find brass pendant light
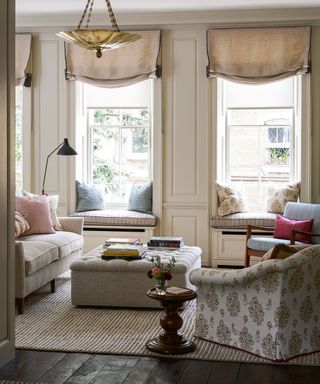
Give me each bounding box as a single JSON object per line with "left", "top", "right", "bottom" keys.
{"left": 56, "top": 0, "right": 141, "bottom": 58}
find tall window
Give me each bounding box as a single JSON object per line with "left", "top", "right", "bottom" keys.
{"left": 15, "top": 86, "right": 23, "bottom": 191}
{"left": 217, "top": 77, "right": 301, "bottom": 211}
{"left": 85, "top": 81, "right": 151, "bottom": 206}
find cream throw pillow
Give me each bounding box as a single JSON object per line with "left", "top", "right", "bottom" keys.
{"left": 216, "top": 182, "right": 247, "bottom": 216}
{"left": 267, "top": 182, "right": 300, "bottom": 214}
{"left": 22, "top": 190, "right": 63, "bottom": 230}
{"left": 15, "top": 211, "right": 30, "bottom": 238}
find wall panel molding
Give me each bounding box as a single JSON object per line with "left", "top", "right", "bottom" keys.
{"left": 163, "top": 206, "right": 209, "bottom": 265}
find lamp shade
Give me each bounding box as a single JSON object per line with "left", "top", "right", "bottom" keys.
{"left": 57, "top": 138, "right": 78, "bottom": 156}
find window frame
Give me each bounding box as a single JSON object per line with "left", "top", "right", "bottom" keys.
{"left": 86, "top": 106, "right": 152, "bottom": 208}
{"left": 211, "top": 75, "right": 311, "bottom": 215}
{"left": 15, "top": 85, "right": 32, "bottom": 192}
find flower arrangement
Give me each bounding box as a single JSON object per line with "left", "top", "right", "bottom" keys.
{"left": 147, "top": 255, "right": 176, "bottom": 294}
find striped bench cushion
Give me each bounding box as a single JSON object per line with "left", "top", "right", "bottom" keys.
{"left": 211, "top": 212, "right": 276, "bottom": 229}
{"left": 70, "top": 209, "right": 157, "bottom": 227}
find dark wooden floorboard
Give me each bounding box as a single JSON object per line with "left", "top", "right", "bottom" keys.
{"left": 123, "top": 357, "right": 158, "bottom": 384}
{"left": 89, "top": 356, "right": 140, "bottom": 384}
{"left": 176, "top": 360, "right": 212, "bottom": 384}
{"left": 144, "top": 359, "right": 188, "bottom": 384}
{"left": 38, "top": 353, "right": 91, "bottom": 384}
{"left": 207, "top": 362, "right": 240, "bottom": 384}
{"left": 65, "top": 355, "right": 115, "bottom": 384}
{"left": 237, "top": 363, "right": 274, "bottom": 384}
{"left": 274, "top": 365, "right": 320, "bottom": 384}
{"left": 0, "top": 351, "right": 320, "bottom": 384}
{"left": 0, "top": 350, "right": 65, "bottom": 382}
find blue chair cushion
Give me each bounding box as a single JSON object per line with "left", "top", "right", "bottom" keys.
{"left": 247, "top": 237, "right": 304, "bottom": 253}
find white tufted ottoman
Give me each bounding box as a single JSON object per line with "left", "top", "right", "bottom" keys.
{"left": 70, "top": 245, "right": 202, "bottom": 308}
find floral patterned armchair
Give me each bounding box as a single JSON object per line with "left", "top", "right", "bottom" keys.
{"left": 189, "top": 245, "right": 320, "bottom": 361}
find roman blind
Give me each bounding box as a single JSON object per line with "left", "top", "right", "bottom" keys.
{"left": 65, "top": 30, "right": 161, "bottom": 87}
{"left": 16, "top": 33, "right": 33, "bottom": 87}
{"left": 207, "top": 27, "right": 310, "bottom": 83}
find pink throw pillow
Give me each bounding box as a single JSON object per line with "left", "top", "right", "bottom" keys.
{"left": 273, "top": 214, "right": 314, "bottom": 243}
{"left": 16, "top": 195, "right": 55, "bottom": 236}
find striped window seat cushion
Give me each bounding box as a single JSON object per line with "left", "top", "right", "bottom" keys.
{"left": 70, "top": 209, "right": 157, "bottom": 227}
{"left": 211, "top": 212, "right": 276, "bottom": 229}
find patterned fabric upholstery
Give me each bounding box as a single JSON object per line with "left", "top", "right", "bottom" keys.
{"left": 190, "top": 245, "right": 320, "bottom": 361}
{"left": 211, "top": 212, "right": 276, "bottom": 229}
{"left": 70, "top": 209, "right": 157, "bottom": 227}
{"left": 247, "top": 237, "right": 303, "bottom": 252}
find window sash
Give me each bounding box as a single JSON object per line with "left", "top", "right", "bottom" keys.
{"left": 87, "top": 107, "right": 151, "bottom": 206}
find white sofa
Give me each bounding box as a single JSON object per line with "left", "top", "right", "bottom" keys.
{"left": 15, "top": 217, "right": 84, "bottom": 314}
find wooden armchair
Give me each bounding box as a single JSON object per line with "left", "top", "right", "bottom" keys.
{"left": 245, "top": 202, "right": 320, "bottom": 267}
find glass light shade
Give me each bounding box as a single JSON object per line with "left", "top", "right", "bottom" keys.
{"left": 56, "top": 29, "right": 141, "bottom": 58}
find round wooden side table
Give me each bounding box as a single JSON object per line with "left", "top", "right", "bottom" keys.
{"left": 146, "top": 287, "right": 197, "bottom": 354}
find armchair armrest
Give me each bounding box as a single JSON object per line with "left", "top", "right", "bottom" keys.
{"left": 290, "top": 229, "right": 320, "bottom": 244}
{"left": 59, "top": 217, "right": 84, "bottom": 235}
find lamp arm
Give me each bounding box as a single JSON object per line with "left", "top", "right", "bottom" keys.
{"left": 41, "top": 142, "right": 63, "bottom": 195}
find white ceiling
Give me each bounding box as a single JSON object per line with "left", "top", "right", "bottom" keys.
{"left": 15, "top": 0, "right": 320, "bottom": 16}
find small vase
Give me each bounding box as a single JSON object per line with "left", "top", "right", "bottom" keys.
{"left": 155, "top": 279, "right": 167, "bottom": 295}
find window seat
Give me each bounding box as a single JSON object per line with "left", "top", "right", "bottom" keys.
{"left": 70, "top": 210, "right": 157, "bottom": 253}
{"left": 70, "top": 209, "right": 157, "bottom": 228}
{"left": 210, "top": 212, "right": 276, "bottom": 267}
{"left": 211, "top": 212, "right": 276, "bottom": 230}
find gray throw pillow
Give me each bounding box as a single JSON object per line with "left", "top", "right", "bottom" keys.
{"left": 75, "top": 181, "right": 105, "bottom": 212}
{"left": 128, "top": 182, "right": 152, "bottom": 214}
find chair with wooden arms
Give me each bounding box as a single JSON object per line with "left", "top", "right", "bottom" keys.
{"left": 245, "top": 202, "right": 320, "bottom": 267}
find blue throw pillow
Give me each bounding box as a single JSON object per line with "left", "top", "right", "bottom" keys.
{"left": 75, "top": 181, "right": 105, "bottom": 212}
{"left": 128, "top": 182, "right": 152, "bottom": 214}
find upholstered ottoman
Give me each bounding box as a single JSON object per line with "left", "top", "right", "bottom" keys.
{"left": 70, "top": 245, "right": 202, "bottom": 308}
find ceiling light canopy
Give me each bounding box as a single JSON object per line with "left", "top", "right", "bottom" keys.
{"left": 56, "top": 0, "right": 141, "bottom": 58}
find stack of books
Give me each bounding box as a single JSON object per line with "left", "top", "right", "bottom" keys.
{"left": 101, "top": 244, "right": 147, "bottom": 261}
{"left": 104, "top": 237, "right": 141, "bottom": 247}
{"left": 147, "top": 236, "right": 184, "bottom": 250}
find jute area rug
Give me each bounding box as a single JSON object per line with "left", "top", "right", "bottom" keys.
{"left": 16, "top": 275, "right": 320, "bottom": 366}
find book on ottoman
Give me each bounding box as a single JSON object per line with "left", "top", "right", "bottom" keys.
{"left": 102, "top": 244, "right": 147, "bottom": 261}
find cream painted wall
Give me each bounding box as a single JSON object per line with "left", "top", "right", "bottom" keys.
{"left": 0, "top": 0, "right": 15, "bottom": 367}
{"left": 25, "top": 12, "right": 320, "bottom": 266}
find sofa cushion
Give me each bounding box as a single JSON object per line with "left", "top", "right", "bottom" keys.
{"left": 247, "top": 236, "right": 304, "bottom": 253}
{"left": 211, "top": 212, "right": 276, "bottom": 229}
{"left": 22, "top": 241, "right": 59, "bottom": 275}
{"left": 21, "top": 231, "right": 83, "bottom": 259}
{"left": 16, "top": 195, "right": 55, "bottom": 235}
{"left": 128, "top": 182, "right": 152, "bottom": 214}
{"left": 76, "top": 181, "right": 105, "bottom": 212}
{"left": 70, "top": 209, "right": 157, "bottom": 227}
{"left": 216, "top": 182, "right": 247, "bottom": 216}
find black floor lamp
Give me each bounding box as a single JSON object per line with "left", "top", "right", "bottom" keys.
{"left": 42, "top": 138, "right": 77, "bottom": 195}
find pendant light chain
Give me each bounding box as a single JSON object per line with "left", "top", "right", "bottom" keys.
{"left": 105, "top": 0, "right": 120, "bottom": 32}
{"left": 85, "top": 0, "right": 95, "bottom": 28}
{"left": 77, "top": 0, "right": 92, "bottom": 29}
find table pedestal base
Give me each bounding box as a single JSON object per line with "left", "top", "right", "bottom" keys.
{"left": 146, "top": 333, "right": 196, "bottom": 354}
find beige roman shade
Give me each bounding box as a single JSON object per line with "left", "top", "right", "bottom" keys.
{"left": 16, "top": 33, "right": 33, "bottom": 87}
{"left": 207, "top": 27, "right": 310, "bottom": 83}
{"left": 65, "top": 30, "right": 161, "bottom": 87}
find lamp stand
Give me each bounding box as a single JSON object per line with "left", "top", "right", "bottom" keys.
{"left": 41, "top": 142, "right": 63, "bottom": 195}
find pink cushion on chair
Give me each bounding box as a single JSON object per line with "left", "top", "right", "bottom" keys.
{"left": 273, "top": 214, "right": 314, "bottom": 243}
{"left": 16, "top": 195, "right": 55, "bottom": 236}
